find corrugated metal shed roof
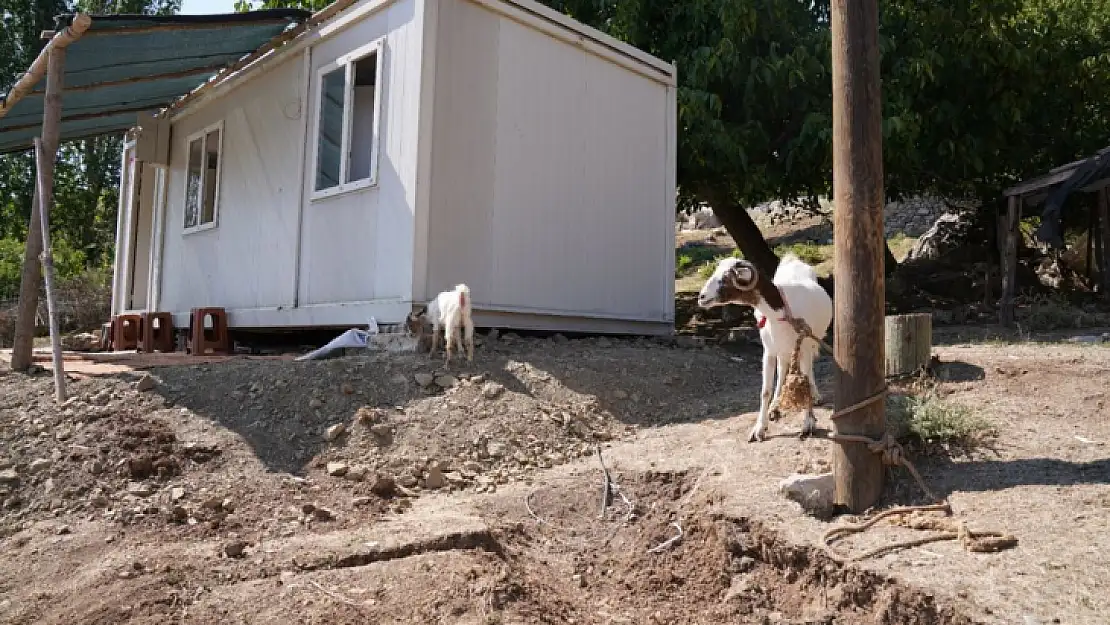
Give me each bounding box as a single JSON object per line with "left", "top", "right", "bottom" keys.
{"left": 0, "top": 10, "right": 310, "bottom": 154}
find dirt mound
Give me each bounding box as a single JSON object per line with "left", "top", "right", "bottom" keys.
{"left": 1, "top": 335, "right": 754, "bottom": 542}
{"left": 147, "top": 335, "right": 751, "bottom": 494}
{"left": 484, "top": 469, "right": 975, "bottom": 624}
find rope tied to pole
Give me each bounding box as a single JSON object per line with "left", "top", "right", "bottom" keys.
{"left": 767, "top": 304, "right": 1017, "bottom": 563}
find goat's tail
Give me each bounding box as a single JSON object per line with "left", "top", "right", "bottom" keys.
{"left": 454, "top": 283, "right": 471, "bottom": 309}
{"left": 774, "top": 253, "right": 819, "bottom": 285}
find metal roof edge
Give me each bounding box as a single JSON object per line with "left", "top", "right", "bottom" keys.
{"left": 167, "top": 0, "right": 676, "bottom": 122}
{"left": 53, "top": 9, "right": 311, "bottom": 29}
{"left": 498, "top": 0, "right": 677, "bottom": 79}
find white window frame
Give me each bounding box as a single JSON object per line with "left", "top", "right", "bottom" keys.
{"left": 181, "top": 120, "right": 225, "bottom": 235}
{"left": 310, "top": 38, "right": 385, "bottom": 202}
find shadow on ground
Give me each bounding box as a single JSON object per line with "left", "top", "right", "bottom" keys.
{"left": 141, "top": 336, "right": 767, "bottom": 476}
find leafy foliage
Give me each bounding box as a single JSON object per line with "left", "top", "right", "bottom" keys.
{"left": 542, "top": 0, "right": 1110, "bottom": 269}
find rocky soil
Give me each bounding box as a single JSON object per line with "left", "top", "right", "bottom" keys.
{"left": 3, "top": 327, "right": 1110, "bottom": 623}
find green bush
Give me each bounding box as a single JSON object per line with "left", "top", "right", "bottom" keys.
{"left": 887, "top": 392, "right": 995, "bottom": 447}
{"left": 0, "top": 235, "right": 90, "bottom": 299}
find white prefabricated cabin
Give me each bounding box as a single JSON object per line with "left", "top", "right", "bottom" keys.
{"left": 112, "top": 0, "right": 678, "bottom": 336}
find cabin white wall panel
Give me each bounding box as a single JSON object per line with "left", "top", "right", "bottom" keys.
{"left": 160, "top": 54, "right": 305, "bottom": 314}
{"left": 297, "top": 0, "right": 422, "bottom": 306}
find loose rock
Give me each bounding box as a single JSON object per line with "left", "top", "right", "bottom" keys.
{"left": 325, "top": 423, "right": 347, "bottom": 441}
{"left": 345, "top": 465, "right": 369, "bottom": 481}
{"left": 481, "top": 382, "right": 504, "bottom": 399}
{"left": 414, "top": 373, "right": 435, "bottom": 387}
{"left": 0, "top": 469, "right": 20, "bottom": 486}
{"left": 223, "top": 540, "right": 249, "bottom": 558}
{"left": 326, "top": 462, "right": 350, "bottom": 477}
{"left": 355, "top": 406, "right": 381, "bottom": 425}
{"left": 424, "top": 464, "right": 446, "bottom": 490}
{"left": 434, "top": 375, "right": 457, "bottom": 389}
{"left": 311, "top": 506, "right": 336, "bottom": 521}
{"left": 779, "top": 472, "right": 835, "bottom": 518}
{"left": 27, "top": 458, "right": 52, "bottom": 474}
{"left": 370, "top": 474, "right": 396, "bottom": 497}
{"left": 134, "top": 374, "right": 156, "bottom": 392}
{"left": 127, "top": 483, "right": 155, "bottom": 497}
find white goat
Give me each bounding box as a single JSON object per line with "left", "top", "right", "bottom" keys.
{"left": 697, "top": 254, "right": 832, "bottom": 442}
{"left": 406, "top": 284, "right": 475, "bottom": 363}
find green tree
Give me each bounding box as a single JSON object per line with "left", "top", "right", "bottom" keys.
{"left": 234, "top": 0, "right": 327, "bottom": 12}
{"left": 0, "top": 0, "right": 181, "bottom": 299}
{"left": 543, "top": 0, "right": 1110, "bottom": 277}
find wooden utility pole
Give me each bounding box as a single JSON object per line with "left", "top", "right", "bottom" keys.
{"left": 830, "top": 0, "right": 887, "bottom": 513}
{"left": 9, "top": 16, "right": 90, "bottom": 372}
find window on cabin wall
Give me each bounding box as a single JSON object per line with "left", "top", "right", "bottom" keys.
{"left": 183, "top": 121, "right": 223, "bottom": 232}
{"left": 312, "top": 39, "right": 384, "bottom": 198}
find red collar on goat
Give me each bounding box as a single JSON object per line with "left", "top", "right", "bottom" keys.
{"left": 756, "top": 287, "right": 794, "bottom": 329}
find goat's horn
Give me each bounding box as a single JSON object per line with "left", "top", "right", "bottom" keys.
{"left": 730, "top": 261, "right": 759, "bottom": 291}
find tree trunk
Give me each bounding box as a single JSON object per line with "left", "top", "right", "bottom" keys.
{"left": 884, "top": 240, "right": 898, "bottom": 275}
{"left": 699, "top": 186, "right": 781, "bottom": 278}
{"left": 9, "top": 184, "right": 44, "bottom": 371}
{"left": 10, "top": 42, "right": 66, "bottom": 371}
{"left": 884, "top": 313, "right": 932, "bottom": 377}
{"left": 830, "top": 0, "right": 887, "bottom": 514}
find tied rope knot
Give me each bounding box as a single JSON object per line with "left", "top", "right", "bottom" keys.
{"left": 867, "top": 432, "right": 903, "bottom": 467}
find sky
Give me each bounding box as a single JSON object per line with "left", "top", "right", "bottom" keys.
{"left": 179, "top": 0, "right": 239, "bottom": 14}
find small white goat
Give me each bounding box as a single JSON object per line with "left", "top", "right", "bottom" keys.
{"left": 697, "top": 254, "right": 832, "bottom": 442}
{"left": 406, "top": 283, "right": 475, "bottom": 363}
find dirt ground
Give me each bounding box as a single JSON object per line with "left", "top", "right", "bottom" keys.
{"left": 2, "top": 212, "right": 1108, "bottom": 624}
{"left": 1, "top": 323, "right": 1108, "bottom": 624}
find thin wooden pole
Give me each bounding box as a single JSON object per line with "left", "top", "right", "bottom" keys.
{"left": 32, "top": 137, "right": 66, "bottom": 401}
{"left": 1099, "top": 187, "right": 1110, "bottom": 299}
{"left": 0, "top": 14, "right": 90, "bottom": 121}
{"left": 830, "top": 0, "right": 887, "bottom": 513}
{"left": 10, "top": 40, "right": 70, "bottom": 371}
{"left": 1087, "top": 196, "right": 1097, "bottom": 282}
{"left": 999, "top": 196, "right": 1021, "bottom": 327}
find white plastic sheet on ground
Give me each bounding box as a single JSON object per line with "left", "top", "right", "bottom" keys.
{"left": 295, "top": 317, "right": 380, "bottom": 361}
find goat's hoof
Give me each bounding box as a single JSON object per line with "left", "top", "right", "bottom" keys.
{"left": 798, "top": 429, "right": 812, "bottom": 440}
{"left": 769, "top": 408, "right": 782, "bottom": 422}
{"left": 747, "top": 430, "right": 766, "bottom": 443}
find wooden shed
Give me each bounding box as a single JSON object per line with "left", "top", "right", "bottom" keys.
{"left": 113, "top": 0, "right": 678, "bottom": 336}
{"left": 1000, "top": 148, "right": 1110, "bottom": 324}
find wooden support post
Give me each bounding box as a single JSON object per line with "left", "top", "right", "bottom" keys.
{"left": 884, "top": 313, "right": 932, "bottom": 377}
{"left": 830, "top": 0, "right": 887, "bottom": 513}
{"left": 1094, "top": 206, "right": 1104, "bottom": 291}
{"left": 1099, "top": 187, "right": 1110, "bottom": 298}
{"left": 10, "top": 43, "right": 68, "bottom": 371}
{"left": 8, "top": 18, "right": 90, "bottom": 371}
{"left": 33, "top": 137, "right": 66, "bottom": 401}
{"left": 1087, "top": 198, "right": 1097, "bottom": 282}
{"left": 999, "top": 196, "right": 1021, "bottom": 327}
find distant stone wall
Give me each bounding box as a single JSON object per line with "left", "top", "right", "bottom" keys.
{"left": 678, "top": 194, "right": 976, "bottom": 239}
{"left": 882, "top": 195, "right": 949, "bottom": 238}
